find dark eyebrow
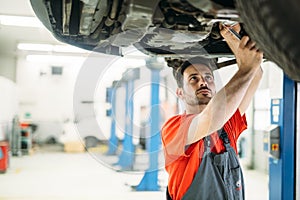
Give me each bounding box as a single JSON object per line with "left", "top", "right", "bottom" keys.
{"left": 188, "top": 72, "right": 213, "bottom": 78}
{"left": 188, "top": 73, "right": 199, "bottom": 78}
{"left": 204, "top": 72, "right": 213, "bottom": 76}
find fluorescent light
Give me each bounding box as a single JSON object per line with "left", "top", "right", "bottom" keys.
{"left": 26, "top": 55, "right": 86, "bottom": 63}
{"left": 18, "top": 43, "right": 89, "bottom": 54}
{"left": 0, "top": 15, "right": 43, "bottom": 28}
{"left": 53, "top": 45, "right": 89, "bottom": 53}
{"left": 18, "top": 43, "right": 53, "bottom": 51}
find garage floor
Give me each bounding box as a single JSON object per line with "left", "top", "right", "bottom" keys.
{"left": 0, "top": 145, "right": 268, "bottom": 200}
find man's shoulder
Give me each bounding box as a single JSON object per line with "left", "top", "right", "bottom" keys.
{"left": 162, "top": 113, "right": 197, "bottom": 136}
{"left": 162, "top": 113, "right": 194, "bottom": 126}
{"left": 162, "top": 114, "right": 183, "bottom": 131}
{"left": 165, "top": 114, "right": 183, "bottom": 123}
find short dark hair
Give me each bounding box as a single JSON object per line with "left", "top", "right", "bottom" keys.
{"left": 172, "top": 57, "right": 217, "bottom": 88}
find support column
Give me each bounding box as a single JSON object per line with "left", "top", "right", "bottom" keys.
{"left": 116, "top": 68, "right": 140, "bottom": 170}
{"left": 135, "top": 58, "right": 163, "bottom": 191}
{"left": 116, "top": 80, "right": 135, "bottom": 169}
{"left": 269, "top": 74, "right": 296, "bottom": 200}
{"left": 106, "top": 81, "right": 119, "bottom": 155}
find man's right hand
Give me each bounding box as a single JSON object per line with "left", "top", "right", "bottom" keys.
{"left": 220, "top": 24, "right": 263, "bottom": 74}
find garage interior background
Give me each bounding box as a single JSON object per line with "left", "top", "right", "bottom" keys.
{"left": 0, "top": 0, "right": 298, "bottom": 199}
{"left": 0, "top": 0, "right": 285, "bottom": 176}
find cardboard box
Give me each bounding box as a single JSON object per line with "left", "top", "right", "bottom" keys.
{"left": 64, "top": 141, "right": 85, "bottom": 153}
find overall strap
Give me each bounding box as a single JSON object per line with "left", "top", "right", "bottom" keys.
{"left": 204, "top": 128, "right": 230, "bottom": 151}
{"left": 204, "top": 136, "right": 211, "bottom": 152}
{"left": 217, "top": 128, "right": 231, "bottom": 150}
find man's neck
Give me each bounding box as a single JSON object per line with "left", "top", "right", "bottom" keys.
{"left": 185, "top": 104, "right": 207, "bottom": 114}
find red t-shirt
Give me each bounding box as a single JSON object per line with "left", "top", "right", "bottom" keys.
{"left": 161, "top": 110, "right": 247, "bottom": 200}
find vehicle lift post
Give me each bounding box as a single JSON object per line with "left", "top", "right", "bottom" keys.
{"left": 106, "top": 81, "right": 120, "bottom": 155}
{"left": 136, "top": 58, "right": 163, "bottom": 191}
{"left": 116, "top": 68, "right": 140, "bottom": 170}
{"left": 269, "top": 74, "right": 296, "bottom": 200}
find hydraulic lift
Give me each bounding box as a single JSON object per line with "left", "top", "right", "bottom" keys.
{"left": 115, "top": 68, "right": 140, "bottom": 170}
{"left": 269, "top": 75, "right": 297, "bottom": 200}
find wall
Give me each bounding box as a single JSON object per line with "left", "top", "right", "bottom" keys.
{"left": 16, "top": 53, "right": 153, "bottom": 143}
{"left": 0, "top": 76, "right": 18, "bottom": 141}
{"left": 16, "top": 56, "right": 83, "bottom": 143}
{"left": 251, "top": 62, "right": 283, "bottom": 173}
{"left": 0, "top": 55, "right": 17, "bottom": 82}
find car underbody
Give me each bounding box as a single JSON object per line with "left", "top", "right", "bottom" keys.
{"left": 31, "top": 0, "right": 300, "bottom": 81}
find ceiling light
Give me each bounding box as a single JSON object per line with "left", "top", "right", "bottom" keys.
{"left": 0, "top": 15, "right": 43, "bottom": 28}
{"left": 26, "top": 55, "right": 86, "bottom": 63}
{"left": 18, "top": 43, "right": 53, "bottom": 51}
{"left": 18, "top": 43, "right": 89, "bottom": 54}
{"left": 53, "top": 45, "right": 89, "bottom": 53}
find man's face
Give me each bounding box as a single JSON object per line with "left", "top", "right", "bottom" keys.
{"left": 180, "top": 64, "right": 216, "bottom": 106}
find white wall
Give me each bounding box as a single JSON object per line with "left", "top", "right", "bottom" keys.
{"left": 16, "top": 53, "right": 155, "bottom": 143}
{"left": 17, "top": 58, "right": 82, "bottom": 121}
{"left": 16, "top": 56, "right": 83, "bottom": 142}
{"left": 0, "top": 76, "right": 18, "bottom": 140}
{"left": 0, "top": 55, "right": 16, "bottom": 82}
{"left": 250, "top": 62, "right": 283, "bottom": 172}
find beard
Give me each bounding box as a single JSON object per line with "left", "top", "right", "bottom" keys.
{"left": 184, "top": 92, "right": 212, "bottom": 106}
{"left": 183, "top": 85, "right": 214, "bottom": 106}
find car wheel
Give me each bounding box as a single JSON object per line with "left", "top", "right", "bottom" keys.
{"left": 236, "top": 0, "right": 300, "bottom": 81}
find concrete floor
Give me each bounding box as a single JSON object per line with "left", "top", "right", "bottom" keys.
{"left": 0, "top": 145, "right": 268, "bottom": 200}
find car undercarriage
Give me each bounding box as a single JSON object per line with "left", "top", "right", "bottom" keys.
{"left": 31, "top": 0, "right": 300, "bottom": 81}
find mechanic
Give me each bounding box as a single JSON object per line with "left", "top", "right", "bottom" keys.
{"left": 161, "top": 23, "right": 263, "bottom": 200}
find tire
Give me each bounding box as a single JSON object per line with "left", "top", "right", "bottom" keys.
{"left": 236, "top": 0, "right": 300, "bottom": 81}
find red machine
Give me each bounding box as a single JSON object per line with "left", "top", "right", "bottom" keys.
{"left": 0, "top": 141, "right": 9, "bottom": 173}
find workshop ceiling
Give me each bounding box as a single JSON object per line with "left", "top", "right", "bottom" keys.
{"left": 0, "top": 0, "right": 62, "bottom": 57}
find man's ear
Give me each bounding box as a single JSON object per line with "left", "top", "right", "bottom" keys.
{"left": 176, "top": 88, "right": 184, "bottom": 99}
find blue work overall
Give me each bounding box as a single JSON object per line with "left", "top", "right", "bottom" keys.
{"left": 167, "top": 129, "right": 245, "bottom": 200}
